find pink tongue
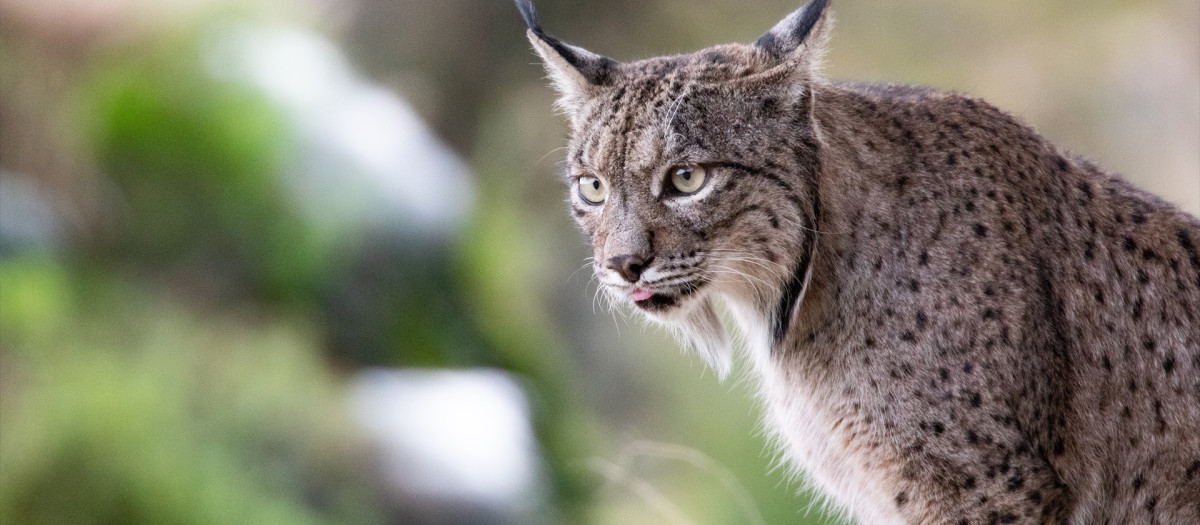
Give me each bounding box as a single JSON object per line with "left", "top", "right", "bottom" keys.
{"left": 630, "top": 287, "right": 655, "bottom": 301}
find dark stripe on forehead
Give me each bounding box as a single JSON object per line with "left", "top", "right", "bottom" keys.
{"left": 613, "top": 82, "right": 646, "bottom": 181}
{"left": 711, "top": 161, "right": 798, "bottom": 193}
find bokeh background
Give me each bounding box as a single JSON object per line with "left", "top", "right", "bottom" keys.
{"left": 1, "top": 0, "right": 1196, "bottom": 524}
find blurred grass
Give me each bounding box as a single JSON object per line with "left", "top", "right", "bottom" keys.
{"left": 0, "top": 258, "right": 382, "bottom": 525}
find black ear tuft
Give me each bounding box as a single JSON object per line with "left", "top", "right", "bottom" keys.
{"left": 515, "top": 0, "right": 543, "bottom": 35}
{"left": 755, "top": 0, "right": 830, "bottom": 58}
{"left": 517, "top": 0, "right": 618, "bottom": 90}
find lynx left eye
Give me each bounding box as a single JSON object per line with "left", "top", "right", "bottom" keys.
{"left": 669, "top": 164, "right": 707, "bottom": 194}
{"left": 578, "top": 175, "right": 607, "bottom": 204}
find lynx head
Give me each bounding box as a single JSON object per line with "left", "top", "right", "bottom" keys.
{"left": 519, "top": 0, "right": 832, "bottom": 378}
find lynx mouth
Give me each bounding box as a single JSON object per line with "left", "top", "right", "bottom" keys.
{"left": 634, "top": 293, "right": 681, "bottom": 312}
{"left": 629, "top": 279, "right": 708, "bottom": 314}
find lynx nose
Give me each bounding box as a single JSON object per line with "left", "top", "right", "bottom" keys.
{"left": 607, "top": 254, "right": 653, "bottom": 283}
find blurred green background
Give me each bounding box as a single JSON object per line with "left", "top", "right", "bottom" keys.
{"left": 0, "top": 1, "right": 1196, "bottom": 524}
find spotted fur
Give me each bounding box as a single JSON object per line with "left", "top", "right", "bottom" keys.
{"left": 519, "top": 0, "right": 1200, "bottom": 522}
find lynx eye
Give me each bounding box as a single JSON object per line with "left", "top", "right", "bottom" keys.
{"left": 577, "top": 175, "right": 607, "bottom": 204}
{"left": 669, "top": 164, "right": 707, "bottom": 195}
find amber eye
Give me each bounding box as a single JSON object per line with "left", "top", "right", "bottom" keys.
{"left": 669, "top": 164, "right": 707, "bottom": 194}
{"left": 578, "top": 176, "right": 607, "bottom": 204}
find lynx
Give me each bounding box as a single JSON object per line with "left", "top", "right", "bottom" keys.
{"left": 517, "top": 0, "right": 1200, "bottom": 522}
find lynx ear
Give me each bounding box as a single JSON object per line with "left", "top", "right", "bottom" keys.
{"left": 755, "top": 0, "right": 832, "bottom": 76}
{"left": 517, "top": 0, "right": 618, "bottom": 111}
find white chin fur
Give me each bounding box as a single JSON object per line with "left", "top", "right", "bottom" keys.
{"left": 666, "top": 297, "right": 733, "bottom": 380}
{"left": 612, "top": 287, "right": 734, "bottom": 380}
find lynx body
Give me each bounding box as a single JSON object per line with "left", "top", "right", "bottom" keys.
{"left": 518, "top": 1, "right": 1200, "bottom": 522}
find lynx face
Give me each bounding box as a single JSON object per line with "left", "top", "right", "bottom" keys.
{"left": 520, "top": 0, "right": 830, "bottom": 375}
{"left": 563, "top": 53, "right": 819, "bottom": 324}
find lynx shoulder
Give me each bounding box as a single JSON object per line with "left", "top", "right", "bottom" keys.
{"left": 517, "top": 0, "right": 1200, "bottom": 522}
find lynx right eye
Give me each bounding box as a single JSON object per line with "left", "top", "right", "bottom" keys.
{"left": 578, "top": 176, "right": 607, "bottom": 204}
{"left": 668, "top": 164, "right": 708, "bottom": 195}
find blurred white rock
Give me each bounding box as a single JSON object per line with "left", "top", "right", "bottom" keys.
{"left": 203, "top": 23, "right": 475, "bottom": 241}
{"left": 347, "top": 368, "right": 549, "bottom": 523}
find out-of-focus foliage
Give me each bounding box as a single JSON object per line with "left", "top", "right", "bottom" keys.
{"left": 86, "top": 46, "right": 320, "bottom": 299}
{"left": 0, "top": 258, "right": 382, "bottom": 525}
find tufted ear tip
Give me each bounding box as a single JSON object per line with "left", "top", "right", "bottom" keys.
{"left": 755, "top": 0, "right": 832, "bottom": 60}
{"left": 518, "top": 0, "right": 620, "bottom": 111}
{"left": 515, "top": 0, "right": 542, "bottom": 34}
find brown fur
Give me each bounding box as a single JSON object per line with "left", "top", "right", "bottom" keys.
{"left": 518, "top": 0, "right": 1200, "bottom": 522}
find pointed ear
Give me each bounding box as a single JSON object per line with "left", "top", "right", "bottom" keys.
{"left": 754, "top": 0, "right": 833, "bottom": 77}
{"left": 517, "top": 0, "right": 618, "bottom": 112}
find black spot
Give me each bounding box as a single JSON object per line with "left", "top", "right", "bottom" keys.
{"left": 1163, "top": 356, "right": 1176, "bottom": 373}
{"left": 894, "top": 491, "right": 908, "bottom": 507}
{"left": 916, "top": 311, "right": 928, "bottom": 330}
{"left": 1124, "top": 237, "right": 1137, "bottom": 252}
{"left": 967, "top": 429, "right": 979, "bottom": 444}
{"left": 968, "top": 391, "right": 982, "bottom": 408}
{"left": 1006, "top": 475, "right": 1024, "bottom": 491}
{"left": 946, "top": 153, "right": 958, "bottom": 166}
{"left": 1178, "top": 228, "right": 1200, "bottom": 288}
{"left": 901, "top": 332, "right": 917, "bottom": 343}
{"left": 1185, "top": 460, "right": 1200, "bottom": 480}
{"left": 919, "top": 251, "right": 929, "bottom": 266}
{"left": 760, "top": 97, "right": 779, "bottom": 114}
{"left": 982, "top": 308, "right": 997, "bottom": 320}
{"left": 1052, "top": 437, "right": 1065, "bottom": 456}
{"left": 1133, "top": 474, "right": 1145, "bottom": 491}
{"left": 909, "top": 279, "right": 921, "bottom": 293}
{"left": 963, "top": 362, "right": 974, "bottom": 374}
{"left": 865, "top": 336, "right": 876, "bottom": 347}
{"left": 989, "top": 511, "right": 1018, "bottom": 524}
{"left": 973, "top": 223, "right": 988, "bottom": 237}
{"left": 930, "top": 421, "right": 944, "bottom": 435}
{"left": 955, "top": 474, "right": 975, "bottom": 491}
{"left": 1075, "top": 180, "right": 1092, "bottom": 199}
